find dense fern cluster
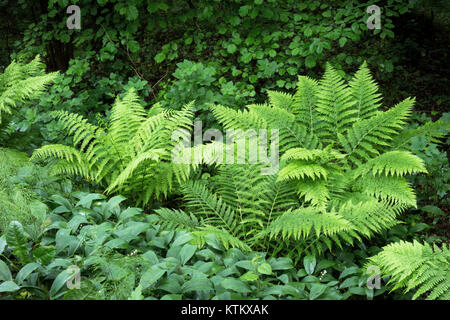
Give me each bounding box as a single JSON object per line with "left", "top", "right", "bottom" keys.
{"left": 369, "top": 240, "right": 450, "bottom": 300}
{"left": 158, "top": 62, "right": 439, "bottom": 254}
{"left": 0, "top": 54, "right": 448, "bottom": 300}
{"left": 32, "top": 89, "right": 197, "bottom": 205}
{"left": 0, "top": 56, "right": 57, "bottom": 139}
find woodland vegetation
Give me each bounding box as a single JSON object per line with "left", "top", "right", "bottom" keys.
{"left": 0, "top": 0, "right": 448, "bottom": 300}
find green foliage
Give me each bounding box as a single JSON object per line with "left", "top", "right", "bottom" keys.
{"left": 156, "top": 165, "right": 299, "bottom": 251}
{"left": 147, "top": 0, "right": 414, "bottom": 97}
{"left": 0, "top": 0, "right": 447, "bottom": 301}
{"left": 0, "top": 192, "right": 378, "bottom": 300}
{"left": 0, "top": 148, "right": 70, "bottom": 236}
{"left": 198, "top": 62, "right": 437, "bottom": 254}
{"left": 2, "top": 0, "right": 415, "bottom": 119}
{"left": 405, "top": 112, "right": 450, "bottom": 204}
{"left": 0, "top": 56, "right": 57, "bottom": 145}
{"left": 32, "top": 89, "right": 197, "bottom": 205}
{"left": 159, "top": 60, "right": 253, "bottom": 127}
{"left": 368, "top": 240, "right": 450, "bottom": 300}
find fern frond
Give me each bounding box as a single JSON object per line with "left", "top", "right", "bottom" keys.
{"left": 277, "top": 161, "right": 328, "bottom": 181}
{"left": 338, "top": 197, "right": 403, "bottom": 238}
{"left": 348, "top": 61, "right": 382, "bottom": 120}
{"left": 0, "top": 56, "right": 57, "bottom": 124}
{"left": 191, "top": 226, "right": 251, "bottom": 252}
{"left": 291, "top": 76, "right": 321, "bottom": 134}
{"left": 391, "top": 118, "right": 450, "bottom": 150}
{"left": 154, "top": 207, "right": 199, "bottom": 230}
{"left": 315, "top": 63, "right": 357, "bottom": 142}
{"left": 353, "top": 175, "right": 417, "bottom": 207}
{"left": 338, "top": 97, "right": 415, "bottom": 166}
{"left": 267, "top": 90, "right": 293, "bottom": 111}
{"left": 181, "top": 180, "right": 239, "bottom": 235}
{"left": 105, "top": 149, "right": 164, "bottom": 193}
{"left": 368, "top": 241, "right": 450, "bottom": 300}
{"left": 264, "top": 207, "right": 353, "bottom": 240}
{"left": 295, "top": 179, "right": 330, "bottom": 209}
{"left": 210, "top": 103, "right": 266, "bottom": 131}
{"left": 32, "top": 90, "right": 197, "bottom": 205}
{"left": 355, "top": 150, "right": 428, "bottom": 178}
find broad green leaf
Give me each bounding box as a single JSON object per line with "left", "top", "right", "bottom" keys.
{"left": 172, "top": 232, "right": 194, "bottom": 247}
{"left": 142, "top": 250, "right": 159, "bottom": 265}
{"left": 49, "top": 270, "right": 71, "bottom": 299}
{"left": 339, "top": 276, "right": 360, "bottom": 289}
{"left": 182, "top": 278, "right": 213, "bottom": 292}
{"left": 76, "top": 193, "right": 105, "bottom": 208}
{"left": 309, "top": 283, "right": 327, "bottom": 300}
{"left": 339, "top": 266, "right": 361, "bottom": 279}
{"left": 0, "top": 260, "right": 12, "bottom": 281}
{"left": 240, "top": 271, "right": 259, "bottom": 282}
{"left": 257, "top": 263, "right": 272, "bottom": 275}
{"left": 179, "top": 244, "right": 197, "bottom": 265}
{"left": 305, "top": 55, "right": 316, "bottom": 68}
{"left": 0, "top": 281, "right": 20, "bottom": 293}
{"left": 270, "top": 257, "right": 294, "bottom": 271}
{"left": 128, "top": 285, "right": 144, "bottom": 300}
{"left": 16, "top": 263, "right": 41, "bottom": 284}
{"left": 303, "top": 255, "right": 317, "bottom": 275}
{"left": 221, "top": 278, "right": 251, "bottom": 293}
{"left": 128, "top": 40, "right": 140, "bottom": 53}
{"left": 140, "top": 267, "right": 166, "bottom": 289}
{"left": 155, "top": 52, "right": 166, "bottom": 63}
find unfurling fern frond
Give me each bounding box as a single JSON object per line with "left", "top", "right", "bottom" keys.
{"left": 368, "top": 241, "right": 450, "bottom": 300}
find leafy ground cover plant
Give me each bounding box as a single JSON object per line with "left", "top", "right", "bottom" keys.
{"left": 0, "top": 192, "right": 380, "bottom": 300}
{"left": 0, "top": 148, "right": 71, "bottom": 237}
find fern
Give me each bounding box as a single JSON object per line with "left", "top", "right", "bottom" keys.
{"left": 199, "top": 62, "right": 440, "bottom": 254}
{"left": 156, "top": 164, "right": 299, "bottom": 251}
{"left": 0, "top": 55, "right": 57, "bottom": 127}
{"left": 32, "top": 89, "right": 197, "bottom": 205}
{"left": 368, "top": 241, "right": 450, "bottom": 300}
